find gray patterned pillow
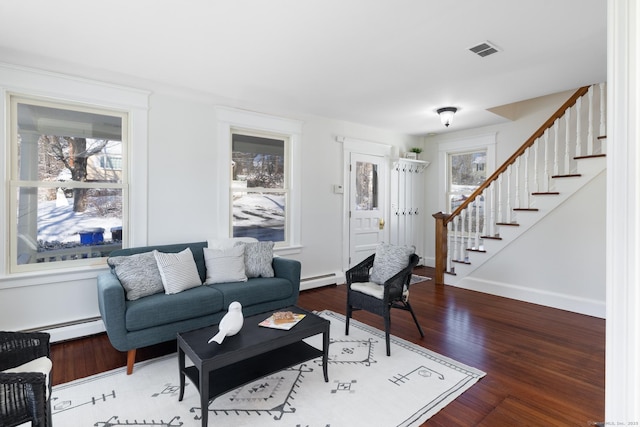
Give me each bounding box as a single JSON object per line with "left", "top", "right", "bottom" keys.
{"left": 107, "top": 252, "right": 164, "bottom": 300}
{"left": 153, "top": 248, "right": 203, "bottom": 294}
{"left": 235, "top": 241, "right": 274, "bottom": 278}
{"left": 369, "top": 243, "right": 415, "bottom": 285}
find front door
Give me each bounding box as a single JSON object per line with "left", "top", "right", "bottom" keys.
{"left": 349, "top": 152, "right": 387, "bottom": 267}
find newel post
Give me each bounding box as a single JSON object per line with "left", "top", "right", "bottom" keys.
{"left": 432, "top": 212, "right": 450, "bottom": 285}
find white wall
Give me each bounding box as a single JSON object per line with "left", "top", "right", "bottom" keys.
{"left": 421, "top": 89, "right": 606, "bottom": 317}
{"left": 0, "top": 65, "right": 420, "bottom": 336}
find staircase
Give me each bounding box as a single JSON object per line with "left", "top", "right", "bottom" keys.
{"left": 433, "top": 83, "right": 606, "bottom": 286}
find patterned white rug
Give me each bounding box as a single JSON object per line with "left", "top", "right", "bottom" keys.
{"left": 410, "top": 274, "right": 431, "bottom": 285}
{"left": 52, "top": 310, "right": 484, "bottom": 427}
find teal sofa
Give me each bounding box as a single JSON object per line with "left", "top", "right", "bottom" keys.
{"left": 96, "top": 241, "right": 301, "bottom": 374}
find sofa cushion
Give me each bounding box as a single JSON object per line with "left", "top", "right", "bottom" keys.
{"left": 107, "top": 252, "right": 164, "bottom": 300}
{"left": 154, "top": 248, "right": 202, "bottom": 294}
{"left": 125, "top": 285, "right": 224, "bottom": 332}
{"left": 203, "top": 245, "right": 247, "bottom": 284}
{"left": 211, "top": 277, "right": 293, "bottom": 308}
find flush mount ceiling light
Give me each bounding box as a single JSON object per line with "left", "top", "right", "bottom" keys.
{"left": 437, "top": 107, "right": 457, "bottom": 127}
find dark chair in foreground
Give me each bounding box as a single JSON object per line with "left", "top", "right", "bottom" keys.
{"left": 0, "top": 331, "right": 53, "bottom": 427}
{"left": 345, "top": 252, "right": 424, "bottom": 356}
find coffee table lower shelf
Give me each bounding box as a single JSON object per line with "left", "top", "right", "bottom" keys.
{"left": 183, "top": 340, "right": 323, "bottom": 400}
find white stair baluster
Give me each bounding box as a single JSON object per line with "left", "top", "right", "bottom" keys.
{"left": 544, "top": 129, "right": 551, "bottom": 192}
{"left": 480, "top": 188, "right": 487, "bottom": 249}
{"left": 565, "top": 107, "right": 571, "bottom": 174}
{"left": 506, "top": 165, "right": 512, "bottom": 223}
{"left": 524, "top": 147, "right": 530, "bottom": 208}
{"left": 553, "top": 119, "right": 560, "bottom": 178}
{"left": 475, "top": 194, "right": 481, "bottom": 249}
{"left": 599, "top": 82, "right": 606, "bottom": 138}
{"left": 497, "top": 174, "right": 503, "bottom": 223}
{"left": 576, "top": 97, "right": 582, "bottom": 158}
{"left": 465, "top": 207, "right": 473, "bottom": 254}
{"left": 489, "top": 181, "right": 496, "bottom": 237}
{"left": 588, "top": 85, "right": 594, "bottom": 156}
{"left": 455, "top": 214, "right": 461, "bottom": 262}
{"left": 447, "top": 220, "right": 453, "bottom": 272}
{"left": 533, "top": 138, "right": 540, "bottom": 193}
{"left": 515, "top": 156, "right": 521, "bottom": 209}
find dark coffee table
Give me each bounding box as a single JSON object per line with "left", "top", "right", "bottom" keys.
{"left": 177, "top": 306, "right": 330, "bottom": 427}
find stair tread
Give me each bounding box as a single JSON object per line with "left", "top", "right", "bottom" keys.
{"left": 513, "top": 208, "right": 539, "bottom": 211}
{"left": 575, "top": 153, "right": 606, "bottom": 159}
{"left": 496, "top": 222, "right": 520, "bottom": 226}
{"left": 531, "top": 192, "right": 560, "bottom": 195}
{"left": 481, "top": 235, "right": 502, "bottom": 240}
{"left": 552, "top": 174, "right": 582, "bottom": 178}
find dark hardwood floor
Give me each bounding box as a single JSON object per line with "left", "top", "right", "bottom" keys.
{"left": 51, "top": 266, "right": 605, "bottom": 426}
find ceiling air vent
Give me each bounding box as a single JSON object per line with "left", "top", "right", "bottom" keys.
{"left": 469, "top": 41, "right": 500, "bottom": 57}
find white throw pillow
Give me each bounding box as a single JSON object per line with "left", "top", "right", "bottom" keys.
{"left": 2, "top": 356, "right": 52, "bottom": 397}
{"left": 369, "top": 243, "right": 415, "bottom": 285}
{"left": 153, "top": 248, "right": 202, "bottom": 294}
{"left": 204, "top": 245, "right": 248, "bottom": 284}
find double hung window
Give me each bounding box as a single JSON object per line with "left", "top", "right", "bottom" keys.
{"left": 231, "top": 132, "right": 288, "bottom": 243}
{"left": 8, "top": 95, "right": 127, "bottom": 272}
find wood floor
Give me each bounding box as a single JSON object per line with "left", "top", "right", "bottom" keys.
{"left": 50, "top": 266, "right": 605, "bottom": 426}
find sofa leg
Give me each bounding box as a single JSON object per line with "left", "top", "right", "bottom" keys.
{"left": 127, "top": 349, "right": 136, "bottom": 375}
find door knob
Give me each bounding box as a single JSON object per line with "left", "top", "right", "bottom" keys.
{"left": 379, "top": 218, "right": 385, "bottom": 230}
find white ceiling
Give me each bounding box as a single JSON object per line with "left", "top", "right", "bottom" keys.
{"left": 0, "top": 0, "right": 607, "bottom": 135}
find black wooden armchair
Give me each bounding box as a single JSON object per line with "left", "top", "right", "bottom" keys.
{"left": 0, "top": 331, "right": 52, "bottom": 427}
{"left": 345, "top": 252, "right": 424, "bottom": 356}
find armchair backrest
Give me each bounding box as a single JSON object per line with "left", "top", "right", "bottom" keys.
{"left": 383, "top": 253, "right": 420, "bottom": 300}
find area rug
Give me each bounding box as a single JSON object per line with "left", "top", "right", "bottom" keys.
{"left": 410, "top": 274, "right": 432, "bottom": 285}
{"left": 51, "top": 310, "right": 484, "bottom": 427}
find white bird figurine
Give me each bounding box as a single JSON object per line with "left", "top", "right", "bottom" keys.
{"left": 208, "top": 301, "right": 244, "bottom": 344}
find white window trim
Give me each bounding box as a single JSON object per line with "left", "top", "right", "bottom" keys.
{"left": 438, "top": 133, "right": 496, "bottom": 213}
{"left": 215, "top": 107, "right": 303, "bottom": 253}
{"left": 0, "top": 63, "right": 149, "bottom": 283}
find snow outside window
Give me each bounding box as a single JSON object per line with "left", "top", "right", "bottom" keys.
{"left": 8, "top": 96, "right": 128, "bottom": 273}
{"left": 448, "top": 149, "right": 487, "bottom": 233}
{"left": 231, "top": 132, "right": 288, "bottom": 244}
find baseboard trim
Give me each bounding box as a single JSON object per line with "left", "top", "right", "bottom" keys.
{"left": 301, "top": 271, "right": 345, "bottom": 291}
{"left": 452, "top": 276, "right": 606, "bottom": 318}
{"left": 41, "top": 318, "right": 106, "bottom": 343}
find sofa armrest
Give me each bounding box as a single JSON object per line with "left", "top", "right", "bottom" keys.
{"left": 272, "top": 257, "right": 301, "bottom": 299}
{"left": 96, "top": 271, "right": 129, "bottom": 351}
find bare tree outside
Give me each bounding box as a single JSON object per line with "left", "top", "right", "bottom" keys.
{"left": 40, "top": 135, "right": 109, "bottom": 212}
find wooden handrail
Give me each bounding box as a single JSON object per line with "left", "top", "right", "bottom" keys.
{"left": 443, "top": 85, "right": 591, "bottom": 226}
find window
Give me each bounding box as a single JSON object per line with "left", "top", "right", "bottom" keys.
{"left": 447, "top": 150, "right": 487, "bottom": 213}
{"left": 231, "top": 132, "right": 288, "bottom": 243}
{"left": 216, "top": 107, "right": 302, "bottom": 252}
{"left": 438, "top": 133, "right": 496, "bottom": 235}
{"left": 8, "top": 95, "right": 127, "bottom": 272}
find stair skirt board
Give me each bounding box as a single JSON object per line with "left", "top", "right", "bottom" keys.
{"left": 450, "top": 276, "right": 605, "bottom": 318}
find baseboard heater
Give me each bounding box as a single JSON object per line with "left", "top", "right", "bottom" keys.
{"left": 300, "top": 272, "right": 345, "bottom": 291}
{"left": 26, "top": 317, "right": 106, "bottom": 343}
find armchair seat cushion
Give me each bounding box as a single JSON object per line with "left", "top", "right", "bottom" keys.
{"left": 351, "top": 281, "right": 409, "bottom": 301}
{"left": 125, "top": 285, "right": 224, "bottom": 331}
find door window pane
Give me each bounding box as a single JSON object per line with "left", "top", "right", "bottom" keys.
{"left": 355, "top": 161, "right": 378, "bottom": 210}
